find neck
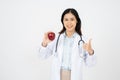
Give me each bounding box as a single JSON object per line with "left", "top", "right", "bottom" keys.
{"left": 66, "top": 30, "right": 75, "bottom": 37}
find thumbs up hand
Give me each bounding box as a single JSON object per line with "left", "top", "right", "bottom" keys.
{"left": 83, "top": 39, "right": 94, "bottom": 55}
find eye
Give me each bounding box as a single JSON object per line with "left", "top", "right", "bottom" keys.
{"left": 64, "top": 18, "right": 68, "bottom": 21}
{"left": 70, "top": 18, "right": 75, "bottom": 21}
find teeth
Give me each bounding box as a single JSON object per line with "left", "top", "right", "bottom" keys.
{"left": 67, "top": 26, "right": 72, "bottom": 27}
{"left": 68, "top": 26, "right": 72, "bottom": 28}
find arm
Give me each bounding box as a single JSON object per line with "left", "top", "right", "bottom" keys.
{"left": 83, "top": 51, "right": 96, "bottom": 67}
{"left": 39, "top": 41, "right": 55, "bottom": 59}
{"left": 38, "top": 32, "right": 56, "bottom": 59}
{"left": 82, "top": 36, "right": 96, "bottom": 67}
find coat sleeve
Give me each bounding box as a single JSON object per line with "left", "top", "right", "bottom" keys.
{"left": 83, "top": 51, "right": 96, "bottom": 67}
{"left": 38, "top": 38, "right": 56, "bottom": 59}
{"left": 38, "top": 34, "right": 59, "bottom": 59}
{"left": 82, "top": 35, "right": 96, "bottom": 67}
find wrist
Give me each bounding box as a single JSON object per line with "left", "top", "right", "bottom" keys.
{"left": 41, "top": 42, "right": 47, "bottom": 47}
{"left": 89, "top": 49, "right": 94, "bottom": 55}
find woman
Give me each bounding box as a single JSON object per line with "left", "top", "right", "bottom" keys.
{"left": 39, "top": 8, "right": 96, "bottom": 80}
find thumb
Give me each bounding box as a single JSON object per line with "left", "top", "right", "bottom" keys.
{"left": 88, "top": 38, "right": 92, "bottom": 45}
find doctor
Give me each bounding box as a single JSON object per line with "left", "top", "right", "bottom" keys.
{"left": 39, "top": 8, "right": 96, "bottom": 80}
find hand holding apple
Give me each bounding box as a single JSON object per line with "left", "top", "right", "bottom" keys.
{"left": 48, "top": 32, "right": 55, "bottom": 41}
{"left": 42, "top": 32, "right": 55, "bottom": 47}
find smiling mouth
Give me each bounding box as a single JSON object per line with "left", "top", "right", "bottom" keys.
{"left": 67, "top": 26, "right": 72, "bottom": 28}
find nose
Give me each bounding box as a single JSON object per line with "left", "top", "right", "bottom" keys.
{"left": 67, "top": 20, "right": 72, "bottom": 25}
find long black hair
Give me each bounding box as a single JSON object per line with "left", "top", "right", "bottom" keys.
{"left": 59, "top": 8, "right": 82, "bottom": 36}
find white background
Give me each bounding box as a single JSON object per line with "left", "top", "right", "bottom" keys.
{"left": 0, "top": 0, "right": 120, "bottom": 80}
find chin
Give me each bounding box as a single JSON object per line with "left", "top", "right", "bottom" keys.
{"left": 67, "top": 29, "right": 74, "bottom": 32}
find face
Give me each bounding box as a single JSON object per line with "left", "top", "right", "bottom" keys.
{"left": 63, "top": 12, "right": 77, "bottom": 33}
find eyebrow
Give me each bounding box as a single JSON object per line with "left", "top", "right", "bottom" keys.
{"left": 64, "top": 17, "right": 75, "bottom": 19}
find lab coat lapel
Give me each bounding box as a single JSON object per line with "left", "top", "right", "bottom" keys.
{"left": 57, "top": 34, "right": 64, "bottom": 64}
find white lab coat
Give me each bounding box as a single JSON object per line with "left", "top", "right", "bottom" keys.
{"left": 39, "top": 32, "right": 96, "bottom": 80}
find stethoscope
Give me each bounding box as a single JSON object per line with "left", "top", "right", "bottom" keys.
{"left": 55, "top": 34, "right": 85, "bottom": 52}
{"left": 55, "top": 34, "right": 86, "bottom": 59}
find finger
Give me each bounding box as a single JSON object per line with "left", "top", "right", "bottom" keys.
{"left": 83, "top": 43, "right": 87, "bottom": 49}
{"left": 44, "top": 33, "right": 48, "bottom": 39}
{"left": 43, "top": 32, "right": 51, "bottom": 43}
{"left": 88, "top": 38, "right": 92, "bottom": 45}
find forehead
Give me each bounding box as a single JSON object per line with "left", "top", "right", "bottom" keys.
{"left": 64, "top": 12, "right": 76, "bottom": 18}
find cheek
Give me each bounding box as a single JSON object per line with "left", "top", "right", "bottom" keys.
{"left": 72, "top": 21, "right": 77, "bottom": 24}
{"left": 63, "top": 21, "right": 67, "bottom": 25}
{"left": 73, "top": 22, "right": 77, "bottom": 27}
{"left": 63, "top": 22, "right": 67, "bottom": 27}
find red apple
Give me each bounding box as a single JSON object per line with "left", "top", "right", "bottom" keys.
{"left": 48, "top": 32, "right": 55, "bottom": 41}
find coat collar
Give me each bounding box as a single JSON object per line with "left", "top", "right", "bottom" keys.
{"left": 62, "top": 31, "right": 78, "bottom": 39}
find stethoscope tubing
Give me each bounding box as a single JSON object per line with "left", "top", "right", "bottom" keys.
{"left": 55, "top": 34, "right": 85, "bottom": 52}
